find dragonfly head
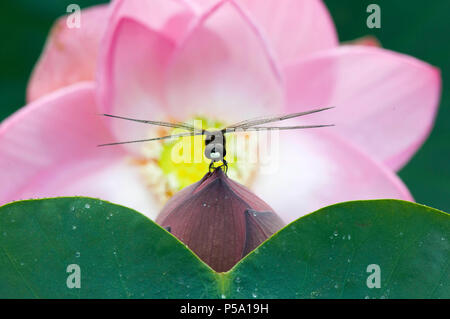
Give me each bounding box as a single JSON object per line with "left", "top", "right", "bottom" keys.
{"left": 204, "top": 130, "right": 226, "bottom": 162}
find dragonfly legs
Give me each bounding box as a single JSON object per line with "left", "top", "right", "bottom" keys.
{"left": 209, "top": 160, "right": 228, "bottom": 175}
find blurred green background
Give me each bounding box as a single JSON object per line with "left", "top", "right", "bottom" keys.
{"left": 0, "top": 0, "right": 449, "bottom": 211}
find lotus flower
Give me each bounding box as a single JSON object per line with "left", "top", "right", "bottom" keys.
{"left": 0, "top": 0, "right": 441, "bottom": 223}
{"left": 157, "top": 169, "right": 285, "bottom": 272}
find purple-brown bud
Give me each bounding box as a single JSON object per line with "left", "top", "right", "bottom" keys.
{"left": 156, "top": 169, "right": 285, "bottom": 272}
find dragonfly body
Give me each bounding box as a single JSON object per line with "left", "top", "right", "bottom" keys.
{"left": 99, "top": 107, "right": 335, "bottom": 173}
{"left": 204, "top": 130, "right": 227, "bottom": 171}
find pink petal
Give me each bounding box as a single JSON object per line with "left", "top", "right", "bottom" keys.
{"left": 237, "top": 0, "right": 338, "bottom": 64}
{"left": 97, "top": 18, "right": 176, "bottom": 153}
{"left": 252, "top": 129, "right": 413, "bottom": 223}
{"left": 187, "top": 0, "right": 338, "bottom": 64}
{"left": 107, "top": 0, "right": 195, "bottom": 43}
{"left": 348, "top": 35, "right": 382, "bottom": 47}
{"left": 0, "top": 83, "right": 158, "bottom": 219}
{"left": 27, "top": 1, "right": 194, "bottom": 103}
{"left": 27, "top": 5, "right": 109, "bottom": 102}
{"left": 165, "top": 0, "right": 284, "bottom": 121}
{"left": 284, "top": 46, "right": 441, "bottom": 171}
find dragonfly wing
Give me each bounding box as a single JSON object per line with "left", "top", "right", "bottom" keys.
{"left": 225, "top": 124, "right": 334, "bottom": 133}
{"left": 102, "top": 114, "right": 196, "bottom": 131}
{"left": 98, "top": 131, "right": 205, "bottom": 147}
{"left": 225, "top": 107, "right": 334, "bottom": 129}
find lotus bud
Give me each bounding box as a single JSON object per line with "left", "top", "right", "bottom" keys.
{"left": 156, "top": 169, "right": 285, "bottom": 272}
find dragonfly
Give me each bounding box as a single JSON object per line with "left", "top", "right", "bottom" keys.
{"left": 98, "top": 107, "right": 335, "bottom": 172}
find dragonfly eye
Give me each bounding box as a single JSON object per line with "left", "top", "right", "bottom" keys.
{"left": 205, "top": 131, "right": 223, "bottom": 145}
{"left": 205, "top": 133, "right": 215, "bottom": 144}
{"left": 205, "top": 143, "right": 224, "bottom": 161}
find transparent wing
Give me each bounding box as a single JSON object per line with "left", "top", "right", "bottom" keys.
{"left": 98, "top": 131, "right": 205, "bottom": 147}
{"left": 102, "top": 114, "right": 196, "bottom": 131}
{"left": 225, "top": 124, "right": 334, "bottom": 133}
{"left": 225, "top": 107, "right": 334, "bottom": 129}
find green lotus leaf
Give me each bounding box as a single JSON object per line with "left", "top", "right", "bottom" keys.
{"left": 0, "top": 198, "right": 448, "bottom": 298}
